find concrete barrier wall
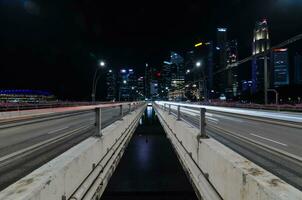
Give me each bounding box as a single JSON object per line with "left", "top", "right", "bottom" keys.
{"left": 0, "top": 105, "right": 146, "bottom": 200}
{"left": 154, "top": 105, "right": 302, "bottom": 200}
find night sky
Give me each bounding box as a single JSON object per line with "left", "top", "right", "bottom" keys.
{"left": 1, "top": 0, "right": 302, "bottom": 100}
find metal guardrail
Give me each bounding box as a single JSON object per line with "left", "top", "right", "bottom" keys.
{"left": 94, "top": 102, "right": 143, "bottom": 137}
{"left": 157, "top": 102, "right": 208, "bottom": 139}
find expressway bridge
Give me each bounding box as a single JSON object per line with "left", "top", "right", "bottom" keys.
{"left": 0, "top": 101, "right": 301, "bottom": 200}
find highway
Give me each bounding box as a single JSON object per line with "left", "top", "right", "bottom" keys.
{"left": 156, "top": 101, "right": 302, "bottom": 190}
{"left": 0, "top": 104, "right": 134, "bottom": 191}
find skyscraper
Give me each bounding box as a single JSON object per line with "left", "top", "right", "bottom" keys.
{"left": 272, "top": 49, "right": 289, "bottom": 87}
{"left": 170, "top": 52, "right": 185, "bottom": 91}
{"left": 294, "top": 53, "right": 302, "bottom": 85}
{"left": 215, "top": 28, "right": 228, "bottom": 96}
{"left": 194, "top": 42, "right": 215, "bottom": 100}
{"left": 128, "top": 69, "right": 137, "bottom": 100}
{"left": 216, "top": 28, "right": 228, "bottom": 69}
{"left": 137, "top": 76, "right": 145, "bottom": 100}
{"left": 161, "top": 64, "right": 172, "bottom": 99}
{"left": 144, "top": 63, "right": 151, "bottom": 99}
{"left": 251, "top": 19, "right": 270, "bottom": 93}
{"left": 162, "top": 64, "right": 171, "bottom": 89}
{"left": 252, "top": 20, "right": 270, "bottom": 55}
{"left": 106, "top": 69, "right": 116, "bottom": 101}
{"left": 225, "top": 40, "right": 239, "bottom": 97}
{"left": 118, "top": 68, "right": 136, "bottom": 101}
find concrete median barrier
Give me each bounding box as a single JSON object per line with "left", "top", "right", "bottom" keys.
{"left": 0, "top": 104, "right": 146, "bottom": 200}
{"left": 154, "top": 104, "right": 302, "bottom": 200}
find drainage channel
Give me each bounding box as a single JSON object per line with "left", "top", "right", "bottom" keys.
{"left": 101, "top": 106, "right": 198, "bottom": 200}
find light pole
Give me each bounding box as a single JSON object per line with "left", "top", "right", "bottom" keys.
{"left": 264, "top": 56, "right": 269, "bottom": 105}
{"left": 91, "top": 61, "right": 106, "bottom": 102}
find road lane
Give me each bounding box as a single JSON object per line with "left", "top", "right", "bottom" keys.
{"left": 207, "top": 111, "right": 302, "bottom": 156}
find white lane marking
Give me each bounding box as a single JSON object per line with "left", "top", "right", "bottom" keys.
{"left": 48, "top": 126, "right": 70, "bottom": 134}
{"left": 206, "top": 117, "right": 219, "bottom": 124}
{"left": 207, "top": 119, "right": 218, "bottom": 124}
{"left": 249, "top": 133, "right": 288, "bottom": 147}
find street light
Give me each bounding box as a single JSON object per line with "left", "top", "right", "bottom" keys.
{"left": 196, "top": 61, "right": 202, "bottom": 67}
{"left": 91, "top": 60, "right": 106, "bottom": 102}
{"left": 100, "top": 61, "right": 105, "bottom": 67}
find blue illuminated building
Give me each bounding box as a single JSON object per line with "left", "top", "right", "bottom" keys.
{"left": 118, "top": 68, "right": 137, "bottom": 101}
{"left": 272, "top": 48, "right": 289, "bottom": 87}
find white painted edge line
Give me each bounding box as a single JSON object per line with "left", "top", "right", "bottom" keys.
{"left": 48, "top": 126, "right": 70, "bottom": 134}
{"left": 250, "top": 133, "right": 288, "bottom": 147}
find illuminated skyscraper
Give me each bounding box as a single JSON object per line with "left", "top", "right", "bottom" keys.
{"left": 251, "top": 19, "right": 270, "bottom": 93}
{"left": 170, "top": 52, "right": 185, "bottom": 90}
{"left": 137, "top": 76, "right": 145, "bottom": 100}
{"left": 225, "top": 40, "right": 239, "bottom": 97}
{"left": 252, "top": 20, "right": 270, "bottom": 55}
{"left": 215, "top": 28, "right": 228, "bottom": 97}
{"left": 194, "top": 42, "right": 215, "bottom": 99}
{"left": 216, "top": 28, "right": 228, "bottom": 69}
{"left": 118, "top": 68, "right": 136, "bottom": 101}
{"left": 144, "top": 63, "right": 151, "bottom": 99}
{"left": 106, "top": 69, "right": 116, "bottom": 101}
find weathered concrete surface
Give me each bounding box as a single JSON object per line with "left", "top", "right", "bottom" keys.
{"left": 154, "top": 104, "right": 302, "bottom": 200}
{"left": 0, "top": 105, "right": 146, "bottom": 200}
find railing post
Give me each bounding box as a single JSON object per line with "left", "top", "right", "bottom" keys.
{"left": 177, "top": 105, "right": 181, "bottom": 121}
{"left": 168, "top": 104, "right": 171, "bottom": 115}
{"left": 95, "top": 107, "right": 102, "bottom": 137}
{"left": 199, "top": 108, "right": 207, "bottom": 138}
{"left": 129, "top": 103, "right": 131, "bottom": 113}
{"left": 120, "top": 104, "right": 123, "bottom": 120}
